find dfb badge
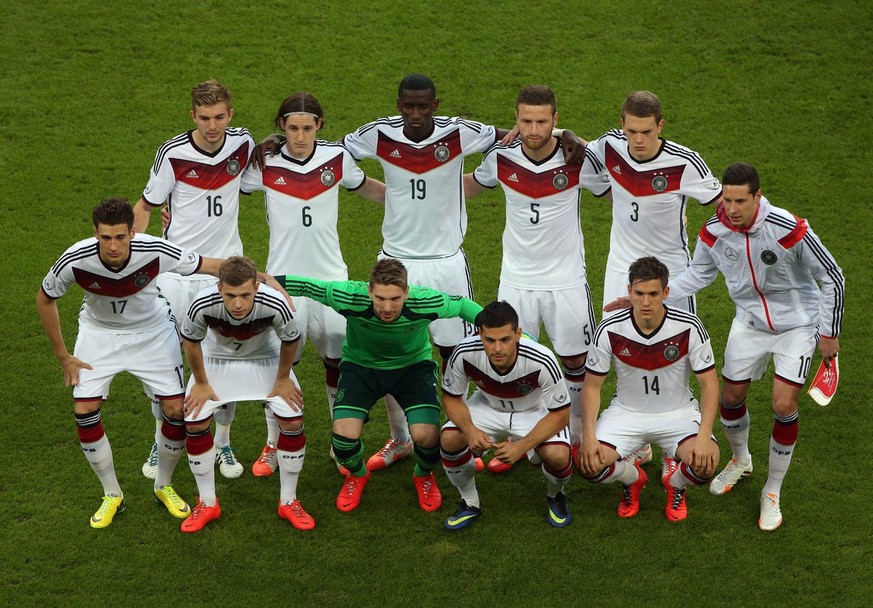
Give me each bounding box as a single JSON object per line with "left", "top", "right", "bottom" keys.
{"left": 651, "top": 175, "right": 668, "bottom": 193}
{"left": 664, "top": 345, "right": 680, "bottom": 362}
{"left": 761, "top": 250, "right": 777, "bottom": 265}
{"left": 434, "top": 145, "right": 450, "bottom": 162}
{"left": 552, "top": 173, "right": 569, "bottom": 191}
{"left": 226, "top": 159, "right": 241, "bottom": 176}
{"left": 517, "top": 382, "right": 533, "bottom": 395}
{"left": 321, "top": 169, "right": 336, "bottom": 187}
{"left": 135, "top": 275, "right": 150, "bottom": 288}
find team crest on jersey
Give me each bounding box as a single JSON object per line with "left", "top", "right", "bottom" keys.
{"left": 761, "top": 250, "right": 777, "bottom": 265}
{"left": 725, "top": 247, "right": 739, "bottom": 261}
{"left": 664, "top": 345, "right": 680, "bottom": 362}
{"left": 320, "top": 169, "right": 336, "bottom": 187}
{"left": 651, "top": 175, "right": 668, "bottom": 193}
{"left": 516, "top": 382, "right": 533, "bottom": 395}
{"left": 434, "top": 145, "right": 451, "bottom": 162}
{"left": 552, "top": 172, "right": 569, "bottom": 191}
{"left": 226, "top": 159, "right": 241, "bottom": 176}
{"left": 134, "top": 274, "right": 151, "bottom": 288}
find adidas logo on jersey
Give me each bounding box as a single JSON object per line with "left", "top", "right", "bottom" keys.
{"left": 390, "top": 149, "right": 402, "bottom": 158}
{"left": 507, "top": 173, "right": 519, "bottom": 182}
{"left": 274, "top": 176, "right": 287, "bottom": 186}
{"left": 89, "top": 282, "right": 102, "bottom": 289}
{"left": 620, "top": 347, "right": 631, "bottom": 357}
{"left": 612, "top": 165, "right": 621, "bottom": 174}
{"left": 186, "top": 169, "right": 199, "bottom": 179}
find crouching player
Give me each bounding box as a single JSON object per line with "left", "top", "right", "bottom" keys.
{"left": 577, "top": 257, "right": 719, "bottom": 521}
{"left": 440, "top": 301, "right": 573, "bottom": 530}
{"left": 180, "top": 256, "right": 314, "bottom": 532}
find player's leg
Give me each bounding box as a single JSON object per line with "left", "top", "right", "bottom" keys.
{"left": 536, "top": 429, "right": 573, "bottom": 528}
{"left": 331, "top": 362, "right": 376, "bottom": 512}
{"left": 252, "top": 403, "right": 280, "bottom": 477}
{"left": 141, "top": 389, "right": 162, "bottom": 480}
{"left": 664, "top": 409, "right": 719, "bottom": 522}
{"left": 180, "top": 414, "right": 221, "bottom": 533}
{"left": 213, "top": 402, "right": 242, "bottom": 479}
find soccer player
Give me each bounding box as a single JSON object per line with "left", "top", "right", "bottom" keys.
{"left": 240, "top": 92, "right": 384, "bottom": 477}
{"left": 273, "top": 259, "right": 483, "bottom": 514}
{"left": 577, "top": 256, "right": 720, "bottom": 523}
{"left": 36, "top": 198, "right": 223, "bottom": 528}
{"left": 179, "top": 257, "right": 314, "bottom": 532}
{"left": 440, "top": 301, "right": 573, "bottom": 530}
{"left": 133, "top": 80, "right": 255, "bottom": 481}
{"left": 465, "top": 85, "right": 596, "bottom": 454}
{"left": 665, "top": 162, "right": 844, "bottom": 530}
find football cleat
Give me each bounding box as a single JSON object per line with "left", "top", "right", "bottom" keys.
{"left": 252, "top": 444, "right": 278, "bottom": 477}
{"left": 336, "top": 471, "right": 370, "bottom": 512}
{"left": 278, "top": 499, "right": 316, "bottom": 530}
{"left": 546, "top": 492, "right": 572, "bottom": 528}
{"left": 661, "top": 457, "right": 679, "bottom": 492}
{"left": 366, "top": 438, "right": 413, "bottom": 471}
{"left": 486, "top": 457, "right": 513, "bottom": 474}
{"left": 180, "top": 499, "right": 221, "bottom": 533}
{"left": 154, "top": 484, "right": 191, "bottom": 519}
{"left": 141, "top": 442, "right": 159, "bottom": 480}
{"left": 413, "top": 472, "right": 442, "bottom": 511}
{"left": 759, "top": 492, "right": 783, "bottom": 531}
{"left": 617, "top": 465, "right": 647, "bottom": 518}
{"left": 90, "top": 494, "right": 125, "bottom": 529}
{"left": 625, "top": 444, "right": 653, "bottom": 465}
{"left": 665, "top": 485, "right": 687, "bottom": 522}
{"left": 710, "top": 458, "right": 753, "bottom": 495}
{"left": 474, "top": 457, "right": 485, "bottom": 472}
{"left": 443, "top": 501, "right": 482, "bottom": 531}
{"left": 215, "top": 445, "right": 243, "bottom": 479}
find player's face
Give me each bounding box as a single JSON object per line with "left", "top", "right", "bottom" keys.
{"left": 218, "top": 279, "right": 258, "bottom": 319}
{"left": 190, "top": 102, "right": 233, "bottom": 151}
{"left": 628, "top": 278, "right": 669, "bottom": 328}
{"left": 94, "top": 223, "right": 134, "bottom": 270}
{"left": 480, "top": 323, "right": 522, "bottom": 372}
{"left": 516, "top": 103, "right": 557, "bottom": 154}
{"left": 368, "top": 283, "right": 408, "bottom": 323}
{"left": 620, "top": 114, "right": 664, "bottom": 161}
{"left": 397, "top": 89, "right": 439, "bottom": 141}
{"left": 280, "top": 115, "right": 322, "bottom": 160}
{"left": 722, "top": 184, "right": 762, "bottom": 229}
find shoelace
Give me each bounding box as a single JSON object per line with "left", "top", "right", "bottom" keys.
{"left": 95, "top": 496, "right": 119, "bottom": 518}
{"left": 257, "top": 448, "right": 276, "bottom": 465}
{"left": 147, "top": 445, "right": 159, "bottom": 466}
{"left": 621, "top": 485, "right": 633, "bottom": 506}
{"left": 343, "top": 477, "right": 361, "bottom": 496}
{"left": 671, "top": 487, "right": 685, "bottom": 509}
{"left": 188, "top": 502, "right": 208, "bottom": 520}
{"left": 377, "top": 440, "right": 402, "bottom": 457}
{"left": 161, "top": 486, "right": 185, "bottom": 508}
{"left": 286, "top": 501, "right": 305, "bottom": 516}
{"left": 219, "top": 447, "right": 237, "bottom": 465}
{"left": 419, "top": 476, "right": 433, "bottom": 496}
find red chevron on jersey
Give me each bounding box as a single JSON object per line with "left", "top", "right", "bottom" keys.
{"left": 464, "top": 361, "right": 541, "bottom": 399}
{"left": 497, "top": 155, "right": 580, "bottom": 199}
{"left": 605, "top": 143, "right": 685, "bottom": 197}
{"left": 608, "top": 328, "right": 690, "bottom": 371}
{"left": 262, "top": 153, "right": 344, "bottom": 200}
{"left": 204, "top": 315, "right": 275, "bottom": 341}
{"left": 171, "top": 141, "right": 251, "bottom": 190}
{"left": 778, "top": 217, "right": 808, "bottom": 249}
{"left": 376, "top": 129, "right": 462, "bottom": 174}
{"left": 73, "top": 258, "right": 160, "bottom": 298}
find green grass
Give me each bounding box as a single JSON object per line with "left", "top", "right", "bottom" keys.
{"left": 2, "top": 1, "right": 872, "bottom": 606}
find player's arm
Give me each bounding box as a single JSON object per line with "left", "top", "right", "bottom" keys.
{"left": 133, "top": 197, "right": 164, "bottom": 234}
{"left": 268, "top": 339, "right": 304, "bottom": 412}
{"left": 196, "top": 256, "right": 224, "bottom": 277}
{"left": 665, "top": 232, "right": 720, "bottom": 304}
{"left": 253, "top": 134, "right": 285, "bottom": 170}
{"left": 36, "top": 288, "right": 93, "bottom": 386}
{"left": 439, "top": 295, "right": 483, "bottom": 325}
{"left": 351, "top": 176, "right": 386, "bottom": 205}
{"left": 686, "top": 367, "right": 720, "bottom": 479}
{"left": 443, "top": 393, "right": 492, "bottom": 455}
{"left": 800, "top": 227, "right": 844, "bottom": 366}
{"left": 578, "top": 371, "right": 607, "bottom": 475}
{"left": 494, "top": 406, "right": 570, "bottom": 465}
{"left": 182, "top": 337, "right": 218, "bottom": 418}
{"left": 463, "top": 173, "right": 488, "bottom": 199}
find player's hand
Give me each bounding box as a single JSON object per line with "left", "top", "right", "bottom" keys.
{"left": 560, "top": 130, "right": 587, "bottom": 165}
{"left": 603, "top": 296, "right": 631, "bottom": 313}
{"left": 578, "top": 438, "right": 606, "bottom": 476}
{"left": 492, "top": 440, "right": 527, "bottom": 465}
{"left": 465, "top": 428, "right": 493, "bottom": 456}
{"left": 253, "top": 135, "right": 286, "bottom": 170}
{"left": 161, "top": 207, "right": 171, "bottom": 231}
{"left": 258, "top": 273, "right": 296, "bottom": 311}
{"left": 687, "top": 436, "right": 719, "bottom": 479}
{"left": 184, "top": 382, "right": 218, "bottom": 419}
{"left": 60, "top": 354, "right": 93, "bottom": 387}
{"left": 499, "top": 126, "right": 519, "bottom": 146}
{"left": 270, "top": 377, "right": 303, "bottom": 412}
{"left": 818, "top": 336, "right": 839, "bottom": 368}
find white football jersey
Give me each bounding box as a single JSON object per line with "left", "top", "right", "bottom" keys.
{"left": 41, "top": 233, "right": 201, "bottom": 332}
{"left": 181, "top": 283, "right": 300, "bottom": 360}
{"left": 443, "top": 335, "right": 570, "bottom": 413}
{"left": 343, "top": 116, "right": 496, "bottom": 258}
{"left": 142, "top": 127, "right": 254, "bottom": 260}
{"left": 473, "top": 139, "right": 588, "bottom": 289}
{"left": 581, "top": 130, "right": 722, "bottom": 276}
{"left": 240, "top": 140, "right": 365, "bottom": 280}
{"left": 586, "top": 307, "right": 715, "bottom": 414}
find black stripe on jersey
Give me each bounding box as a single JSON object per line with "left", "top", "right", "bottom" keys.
{"left": 444, "top": 117, "right": 487, "bottom": 133}
{"left": 187, "top": 292, "right": 224, "bottom": 319}
{"left": 584, "top": 146, "right": 605, "bottom": 173}
{"left": 604, "top": 129, "right": 626, "bottom": 143}
{"left": 801, "top": 232, "right": 845, "bottom": 333}
{"left": 255, "top": 291, "right": 293, "bottom": 324}
{"left": 764, "top": 212, "right": 800, "bottom": 232}
{"left": 447, "top": 339, "right": 484, "bottom": 369}
{"left": 592, "top": 308, "right": 633, "bottom": 343}
{"left": 664, "top": 307, "right": 710, "bottom": 344}
{"left": 131, "top": 240, "right": 186, "bottom": 260}
{"left": 517, "top": 343, "right": 563, "bottom": 384}
{"left": 151, "top": 132, "right": 192, "bottom": 174}
{"left": 51, "top": 242, "right": 98, "bottom": 276}
{"left": 661, "top": 141, "right": 711, "bottom": 178}
{"left": 329, "top": 289, "right": 371, "bottom": 307}
{"left": 353, "top": 117, "right": 405, "bottom": 137}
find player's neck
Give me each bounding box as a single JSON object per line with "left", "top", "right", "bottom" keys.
{"left": 522, "top": 137, "right": 558, "bottom": 162}
{"left": 633, "top": 308, "right": 666, "bottom": 334}
{"left": 191, "top": 130, "right": 226, "bottom": 153}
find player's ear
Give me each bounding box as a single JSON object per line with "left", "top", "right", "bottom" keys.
{"left": 663, "top": 285, "right": 670, "bottom": 299}
{"left": 432, "top": 97, "right": 440, "bottom": 110}
{"left": 316, "top": 118, "right": 323, "bottom": 131}
{"left": 227, "top": 107, "right": 234, "bottom": 121}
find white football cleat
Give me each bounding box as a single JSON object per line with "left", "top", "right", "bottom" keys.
{"left": 759, "top": 492, "right": 783, "bottom": 531}
{"left": 215, "top": 445, "right": 244, "bottom": 479}
{"left": 710, "top": 458, "right": 753, "bottom": 495}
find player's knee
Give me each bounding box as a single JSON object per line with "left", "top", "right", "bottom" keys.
{"left": 538, "top": 444, "right": 570, "bottom": 470}
{"left": 278, "top": 417, "right": 304, "bottom": 433}
{"left": 185, "top": 419, "right": 211, "bottom": 434}
{"left": 159, "top": 397, "right": 184, "bottom": 419}
{"left": 439, "top": 427, "right": 466, "bottom": 452}
{"left": 410, "top": 424, "right": 438, "bottom": 448}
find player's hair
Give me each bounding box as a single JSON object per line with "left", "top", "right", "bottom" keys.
{"left": 369, "top": 258, "right": 408, "bottom": 289}
{"left": 476, "top": 301, "right": 519, "bottom": 331}
{"left": 219, "top": 256, "right": 258, "bottom": 287}
{"left": 191, "top": 80, "right": 232, "bottom": 110}
{"left": 516, "top": 85, "right": 557, "bottom": 114}
{"left": 722, "top": 161, "right": 760, "bottom": 194}
{"left": 92, "top": 197, "right": 134, "bottom": 229}
{"left": 621, "top": 90, "right": 663, "bottom": 123}
{"left": 274, "top": 92, "right": 324, "bottom": 129}
{"left": 628, "top": 256, "right": 670, "bottom": 289}
{"left": 398, "top": 73, "right": 436, "bottom": 98}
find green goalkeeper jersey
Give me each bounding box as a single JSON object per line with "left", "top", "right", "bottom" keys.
{"left": 275, "top": 275, "right": 482, "bottom": 370}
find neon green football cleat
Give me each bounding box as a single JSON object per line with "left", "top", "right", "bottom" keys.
{"left": 154, "top": 485, "right": 191, "bottom": 519}
{"left": 90, "top": 494, "right": 125, "bottom": 529}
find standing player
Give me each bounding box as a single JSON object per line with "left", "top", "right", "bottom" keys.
{"left": 340, "top": 74, "right": 584, "bottom": 471}
{"left": 581, "top": 90, "right": 722, "bottom": 472}
{"left": 666, "top": 162, "right": 844, "bottom": 530}
{"left": 577, "top": 257, "right": 720, "bottom": 522}
{"left": 240, "top": 92, "right": 384, "bottom": 477}
{"left": 179, "top": 257, "right": 314, "bottom": 532}
{"left": 465, "top": 85, "right": 596, "bottom": 454}
{"left": 273, "top": 259, "right": 483, "bottom": 514}
{"left": 440, "top": 301, "right": 573, "bottom": 530}
{"left": 133, "top": 79, "right": 255, "bottom": 481}
{"left": 36, "top": 198, "right": 223, "bottom": 528}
